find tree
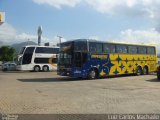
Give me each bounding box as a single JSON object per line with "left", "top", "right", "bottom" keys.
{"left": 0, "top": 46, "right": 16, "bottom": 62}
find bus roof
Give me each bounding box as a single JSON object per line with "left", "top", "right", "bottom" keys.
{"left": 22, "top": 45, "right": 59, "bottom": 48}
{"left": 62, "top": 39, "right": 156, "bottom": 47}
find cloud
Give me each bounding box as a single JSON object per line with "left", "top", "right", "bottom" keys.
{"left": 32, "top": 0, "right": 160, "bottom": 31}
{"left": 85, "top": 0, "right": 160, "bottom": 28}
{"left": 32, "top": 0, "right": 81, "bottom": 9}
{"left": 0, "top": 23, "right": 57, "bottom": 45}
{"left": 16, "top": 33, "right": 50, "bottom": 43}
{"left": 111, "top": 28, "right": 160, "bottom": 53}
{"left": 117, "top": 28, "right": 160, "bottom": 44}
{"left": 32, "top": 0, "right": 160, "bottom": 18}
{"left": 0, "top": 23, "right": 17, "bottom": 43}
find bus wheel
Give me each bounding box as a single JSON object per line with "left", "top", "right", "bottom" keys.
{"left": 143, "top": 66, "right": 148, "bottom": 75}
{"left": 136, "top": 66, "right": 142, "bottom": 76}
{"left": 43, "top": 65, "right": 49, "bottom": 72}
{"left": 34, "top": 66, "right": 40, "bottom": 72}
{"left": 88, "top": 69, "right": 97, "bottom": 79}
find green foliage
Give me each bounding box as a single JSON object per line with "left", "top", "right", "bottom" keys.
{"left": 0, "top": 46, "right": 16, "bottom": 62}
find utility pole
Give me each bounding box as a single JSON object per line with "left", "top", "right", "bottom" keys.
{"left": 57, "top": 36, "right": 62, "bottom": 51}
{"left": 37, "top": 26, "right": 42, "bottom": 46}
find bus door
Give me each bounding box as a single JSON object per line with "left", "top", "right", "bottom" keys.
{"left": 74, "top": 52, "right": 87, "bottom": 68}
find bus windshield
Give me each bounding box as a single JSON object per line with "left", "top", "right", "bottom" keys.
{"left": 59, "top": 41, "right": 88, "bottom": 66}
{"left": 19, "top": 47, "right": 26, "bottom": 54}
{"left": 59, "top": 42, "right": 73, "bottom": 65}
{"left": 59, "top": 53, "right": 72, "bottom": 65}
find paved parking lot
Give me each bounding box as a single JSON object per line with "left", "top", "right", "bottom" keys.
{"left": 0, "top": 71, "right": 160, "bottom": 114}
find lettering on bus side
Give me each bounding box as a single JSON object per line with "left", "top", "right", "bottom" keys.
{"left": 91, "top": 55, "right": 108, "bottom": 59}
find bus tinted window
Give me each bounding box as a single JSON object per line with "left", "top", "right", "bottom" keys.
{"left": 103, "top": 44, "right": 115, "bottom": 53}
{"left": 34, "top": 58, "right": 49, "bottom": 64}
{"left": 128, "top": 46, "right": 137, "bottom": 54}
{"left": 52, "top": 58, "right": 58, "bottom": 63}
{"left": 35, "top": 47, "right": 45, "bottom": 53}
{"left": 89, "top": 43, "right": 102, "bottom": 53}
{"left": 25, "top": 47, "right": 35, "bottom": 54}
{"left": 147, "top": 47, "right": 155, "bottom": 54}
{"left": 35, "top": 47, "right": 59, "bottom": 54}
{"left": 22, "top": 47, "right": 35, "bottom": 64}
{"left": 138, "top": 47, "right": 147, "bottom": 54}
{"left": 45, "top": 48, "right": 53, "bottom": 53}
{"left": 74, "top": 41, "right": 87, "bottom": 52}
{"left": 19, "top": 47, "right": 26, "bottom": 54}
{"left": 34, "top": 58, "right": 58, "bottom": 64}
{"left": 96, "top": 43, "right": 103, "bottom": 53}
{"left": 53, "top": 48, "right": 59, "bottom": 54}
{"left": 116, "top": 45, "right": 127, "bottom": 53}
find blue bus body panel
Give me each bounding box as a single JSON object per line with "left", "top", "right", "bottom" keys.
{"left": 70, "top": 54, "right": 114, "bottom": 78}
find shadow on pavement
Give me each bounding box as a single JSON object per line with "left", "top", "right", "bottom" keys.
{"left": 17, "top": 77, "right": 87, "bottom": 82}
{"left": 0, "top": 71, "right": 31, "bottom": 73}
{"left": 146, "top": 79, "right": 160, "bottom": 82}
{"left": 17, "top": 74, "right": 138, "bottom": 83}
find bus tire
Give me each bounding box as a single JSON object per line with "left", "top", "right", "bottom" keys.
{"left": 136, "top": 66, "right": 142, "bottom": 76}
{"left": 88, "top": 69, "right": 98, "bottom": 79}
{"left": 143, "top": 66, "right": 148, "bottom": 75}
{"left": 34, "top": 65, "right": 40, "bottom": 72}
{"left": 43, "top": 65, "right": 49, "bottom": 72}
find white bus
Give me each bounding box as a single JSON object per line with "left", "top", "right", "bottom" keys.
{"left": 16, "top": 45, "right": 59, "bottom": 72}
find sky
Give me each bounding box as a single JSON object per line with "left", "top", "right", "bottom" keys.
{"left": 0, "top": 0, "right": 160, "bottom": 47}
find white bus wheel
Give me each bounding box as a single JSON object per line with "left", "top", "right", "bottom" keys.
{"left": 43, "top": 65, "right": 49, "bottom": 72}
{"left": 34, "top": 66, "right": 40, "bottom": 72}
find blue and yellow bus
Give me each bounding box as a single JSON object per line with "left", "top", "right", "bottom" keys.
{"left": 57, "top": 39, "right": 157, "bottom": 79}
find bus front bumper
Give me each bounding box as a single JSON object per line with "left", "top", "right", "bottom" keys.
{"left": 57, "top": 68, "right": 72, "bottom": 76}
{"left": 16, "top": 65, "right": 31, "bottom": 71}
{"left": 57, "top": 68, "right": 87, "bottom": 78}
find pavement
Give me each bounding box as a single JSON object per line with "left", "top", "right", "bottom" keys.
{"left": 0, "top": 71, "right": 160, "bottom": 114}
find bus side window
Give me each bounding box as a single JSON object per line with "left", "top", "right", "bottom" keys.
{"left": 103, "top": 44, "right": 110, "bottom": 53}
{"left": 116, "top": 45, "right": 127, "bottom": 53}
{"left": 52, "top": 58, "right": 57, "bottom": 63}
{"left": 147, "top": 47, "right": 155, "bottom": 54}
{"left": 89, "top": 42, "right": 102, "bottom": 53}
{"left": 138, "top": 47, "right": 147, "bottom": 54}
{"left": 110, "top": 45, "right": 116, "bottom": 53}
{"left": 103, "top": 44, "right": 115, "bottom": 53}
{"left": 89, "top": 43, "right": 96, "bottom": 53}
{"left": 128, "top": 46, "right": 137, "bottom": 54}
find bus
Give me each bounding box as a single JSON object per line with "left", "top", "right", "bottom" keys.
{"left": 17, "top": 45, "right": 59, "bottom": 72}
{"left": 57, "top": 39, "right": 157, "bottom": 79}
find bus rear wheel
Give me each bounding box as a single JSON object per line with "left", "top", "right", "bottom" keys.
{"left": 34, "top": 66, "right": 40, "bottom": 72}
{"left": 136, "top": 66, "right": 142, "bottom": 76}
{"left": 43, "top": 65, "right": 49, "bottom": 72}
{"left": 88, "top": 69, "right": 98, "bottom": 79}
{"left": 143, "top": 66, "right": 148, "bottom": 75}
